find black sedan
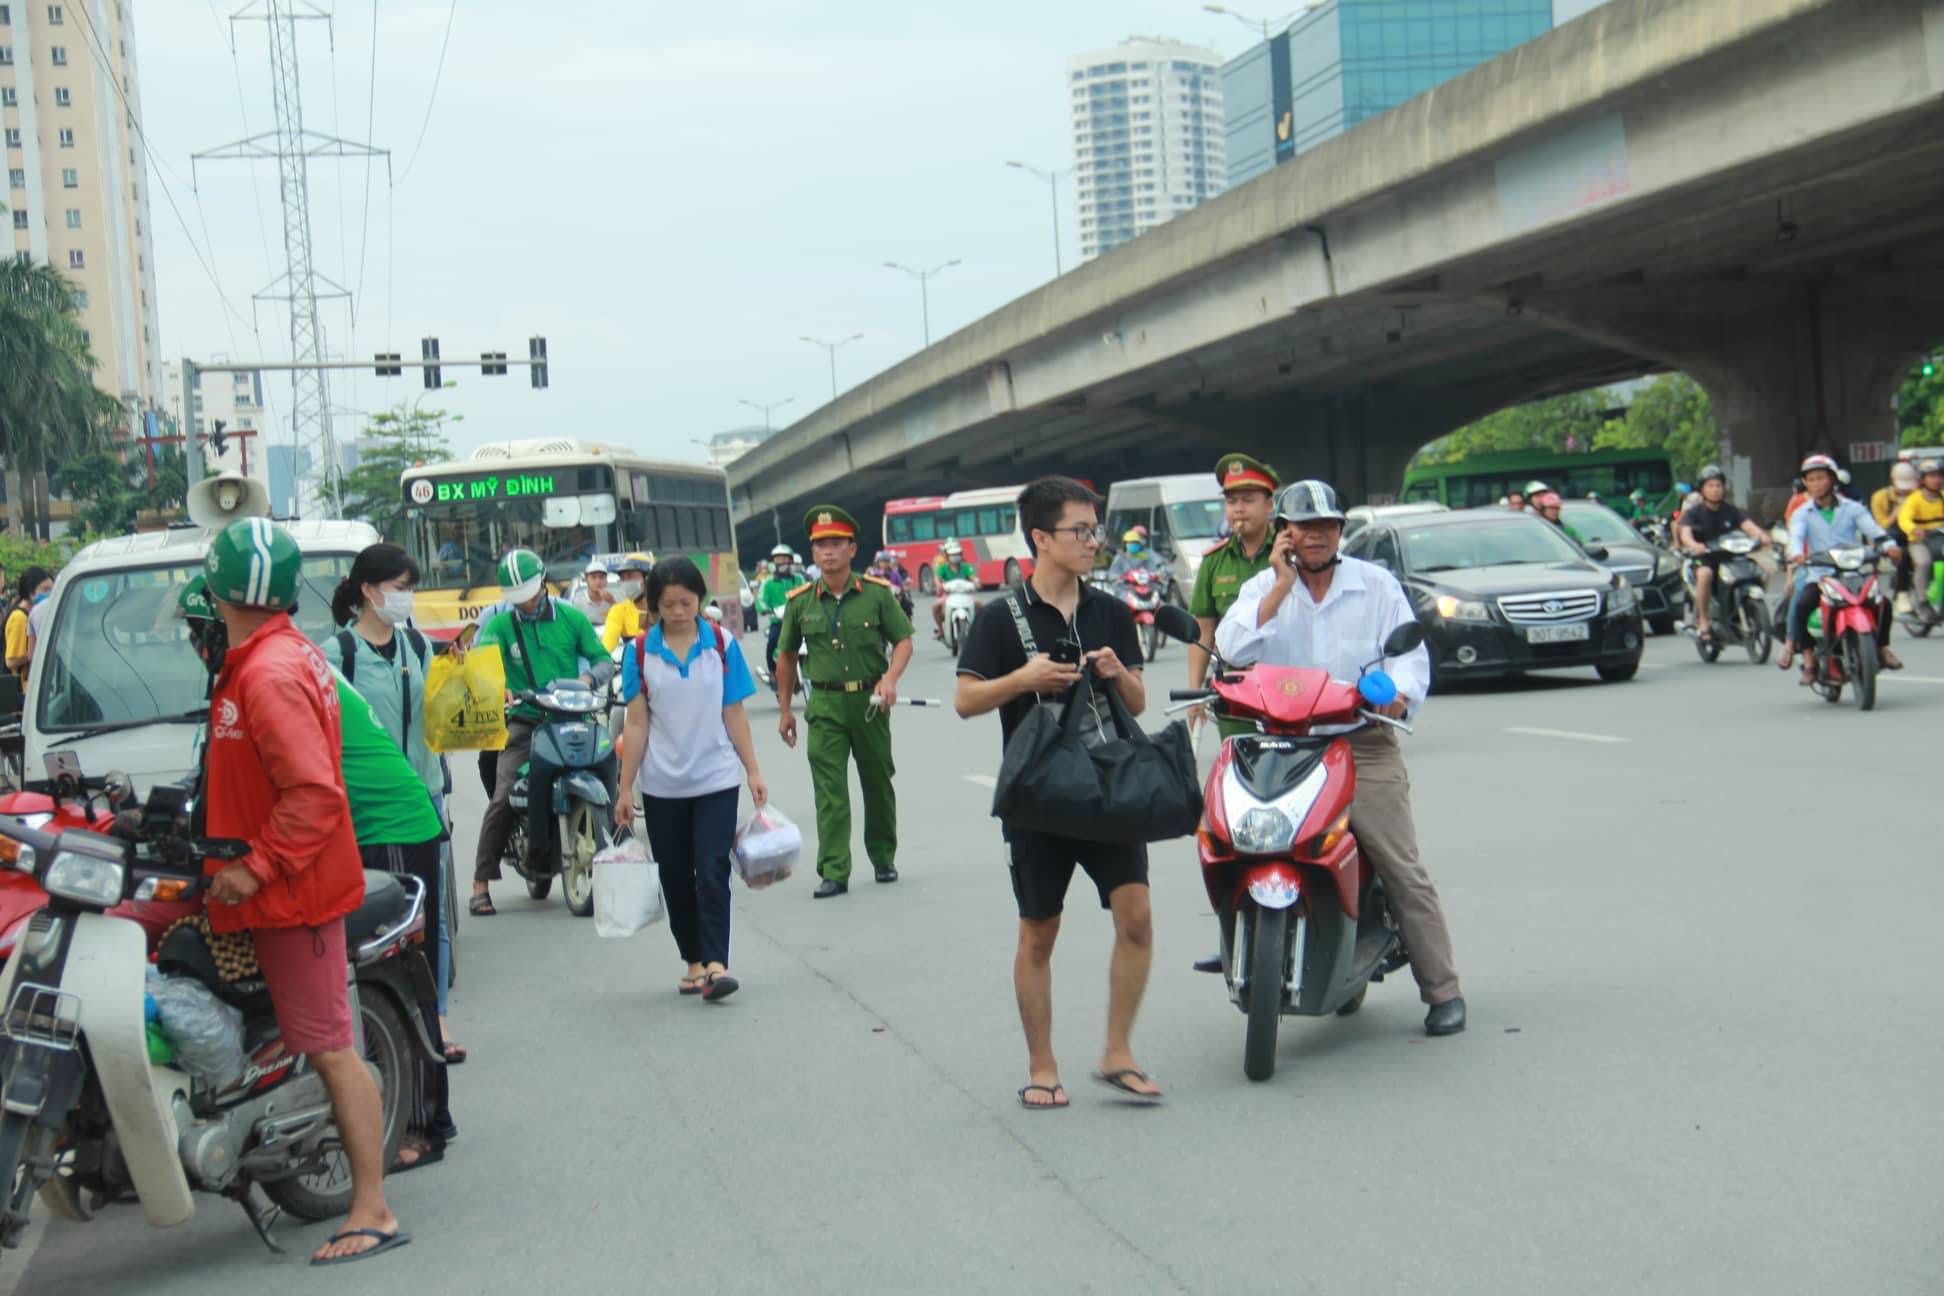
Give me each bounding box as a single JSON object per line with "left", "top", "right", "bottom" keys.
{"left": 1342, "top": 509, "right": 1646, "bottom": 686}
{"left": 1559, "top": 500, "right": 1685, "bottom": 635}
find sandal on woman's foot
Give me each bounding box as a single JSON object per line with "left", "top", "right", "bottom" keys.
{"left": 468, "top": 893, "right": 496, "bottom": 917}
{"left": 1018, "top": 1083, "right": 1068, "bottom": 1110}
{"left": 441, "top": 1042, "right": 467, "bottom": 1065}
{"left": 702, "top": 971, "right": 740, "bottom": 1003}
{"left": 390, "top": 1133, "right": 444, "bottom": 1174}
{"left": 1881, "top": 649, "right": 1904, "bottom": 670}
{"left": 1777, "top": 647, "right": 1794, "bottom": 671}
{"left": 678, "top": 974, "right": 707, "bottom": 996}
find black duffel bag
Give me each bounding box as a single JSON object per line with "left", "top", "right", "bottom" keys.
{"left": 991, "top": 668, "right": 1202, "bottom": 845}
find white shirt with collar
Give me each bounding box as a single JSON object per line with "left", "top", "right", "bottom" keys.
{"left": 1214, "top": 555, "right": 1432, "bottom": 728}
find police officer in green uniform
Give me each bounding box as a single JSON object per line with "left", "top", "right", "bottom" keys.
{"left": 775, "top": 505, "right": 916, "bottom": 898}
{"left": 1187, "top": 453, "right": 1280, "bottom": 974}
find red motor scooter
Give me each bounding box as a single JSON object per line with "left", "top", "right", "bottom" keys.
{"left": 0, "top": 770, "right": 129, "bottom": 958}
{"left": 1169, "top": 621, "right": 1426, "bottom": 1081}
{"left": 1797, "top": 539, "right": 1890, "bottom": 711}
{"left": 1120, "top": 569, "right": 1162, "bottom": 663}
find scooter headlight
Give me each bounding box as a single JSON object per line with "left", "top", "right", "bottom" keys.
{"left": 1230, "top": 807, "right": 1296, "bottom": 855}
{"left": 42, "top": 850, "right": 125, "bottom": 908}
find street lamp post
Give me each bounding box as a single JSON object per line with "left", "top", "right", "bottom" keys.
{"left": 883, "top": 259, "right": 962, "bottom": 348}
{"left": 1005, "top": 161, "right": 1071, "bottom": 278}
{"left": 799, "top": 332, "right": 865, "bottom": 401}
{"left": 1201, "top": 3, "right": 1323, "bottom": 39}
{"left": 737, "top": 396, "right": 796, "bottom": 433}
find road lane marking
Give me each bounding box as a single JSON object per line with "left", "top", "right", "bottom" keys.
{"left": 1884, "top": 674, "right": 1944, "bottom": 684}
{"left": 1503, "top": 726, "right": 1628, "bottom": 744}
{"left": 962, "top": 773, "right": 997, "bottom": 788}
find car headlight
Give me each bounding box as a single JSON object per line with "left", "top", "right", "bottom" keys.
{"left": 1434, "top": 594, "right": 1491, "bottom": 621}
{"left": 1609, "top": 582, "right": 1637, "bottom": 613}
{"left": 41, "top": 850, "right": 125, "bottom": 907}
{"left": 1653, "top": 553, "right": 1678, "bottom": 579}
{"left": 1230, "top": 807, "right": 1296, "bottom": 855}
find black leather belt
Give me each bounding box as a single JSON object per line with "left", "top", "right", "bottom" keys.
{"left": 810, "top": 678, "right": 880, "bottom": 693}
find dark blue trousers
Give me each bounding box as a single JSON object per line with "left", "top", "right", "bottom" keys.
{"left": 640, "top": 787, "right": 738, "bottom": 968}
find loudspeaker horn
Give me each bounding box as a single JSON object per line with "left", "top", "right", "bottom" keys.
{"left": 186, "top": 472, "right": 272, "bottom": 529}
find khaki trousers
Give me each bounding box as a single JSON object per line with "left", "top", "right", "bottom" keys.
{"left": 1345, "top": 727, "right": 1461, "bottom": 1005}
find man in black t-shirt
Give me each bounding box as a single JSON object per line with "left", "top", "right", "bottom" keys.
{"left": 956, "top": 477, "right": 1160, "bottom": 1110}
{"left": 1677, "top": 464, "right": 1769, "bottom": 644}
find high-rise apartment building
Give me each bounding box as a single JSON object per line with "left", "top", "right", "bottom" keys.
{"left": 1222, "top": 0, "right": 1558, "bottom": 187}
{"left": 1068, "top": 37, "right": 1227, "bottom": 262}
{"left": 3, "top": 0, "right": 162, "bottom": 427}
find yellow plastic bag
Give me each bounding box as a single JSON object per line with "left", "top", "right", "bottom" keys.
{"left": 424, "top": 643, "right": 508, "bottom": 752}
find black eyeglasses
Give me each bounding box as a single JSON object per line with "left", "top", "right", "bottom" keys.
{"left": 1045, "top": 525, "right": 1105, "bottom": 543}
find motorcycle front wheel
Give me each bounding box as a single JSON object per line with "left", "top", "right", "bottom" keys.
{"left": 1739, "top": 591, "right": 1772, "bottom": 664}
{"left": 1242, "top": 907, "right": 1287, "bottom": 1082}
{"left": 262, "top": 993, "right": 410, "bottom": 1222}
{"left": 1142, "top": 621, "right": 1160, "bottom": 663}
{"left": 1845, "top": 631, "right": 1878, "bottom": 712}
{"left": 563, "top": 803, "right": 607, "bottom": 918}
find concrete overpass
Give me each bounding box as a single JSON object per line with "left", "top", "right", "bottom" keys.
{"left": 731, "top": 0, "right": 1944, "bottom": 550}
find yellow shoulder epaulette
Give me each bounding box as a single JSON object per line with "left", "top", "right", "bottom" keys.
{"left": 785, "top": 582, "right": 816, "bottom": 600}
{"left": 862, "top": 574, "right": 894, "bottom": 589}
{"left": 1204, "top": 536, "right": 1233, "bottom": 557}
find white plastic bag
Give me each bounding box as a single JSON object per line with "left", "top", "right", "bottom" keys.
{"left": 734, "top": 804, "right": 802, "bottom": 890}
{"left": 593, "top": 836, "right": 663, "bottom": 938}
{"left": 146, "top": 966, "right": 247, "bottom": 1088}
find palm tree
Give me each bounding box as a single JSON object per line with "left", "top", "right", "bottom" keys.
{"left": 0, "top": 258, "right": 120, "bottom": 538}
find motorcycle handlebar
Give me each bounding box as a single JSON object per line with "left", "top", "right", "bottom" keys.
{"left": 1168, "top": 689, "right": 1216, "bottom": 701}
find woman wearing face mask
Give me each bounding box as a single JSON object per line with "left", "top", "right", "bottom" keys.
{"left": 323, "top": 544, "right": 464, "bottom": 1071}
{"left": 600, "top": 552, "right": 657, "bottom": 652}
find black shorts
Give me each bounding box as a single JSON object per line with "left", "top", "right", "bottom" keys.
{"left": 1006, "top": 828, "right": 1147, "bottom": 921}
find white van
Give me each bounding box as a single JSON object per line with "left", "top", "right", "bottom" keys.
{"left": 1102, "top": 473, "right": 1229, "bottom": 598}
{"left": 26, "top": 519, "right": 380, "bottom": 794}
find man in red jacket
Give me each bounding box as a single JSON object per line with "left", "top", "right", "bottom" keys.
{"left": 201, "top": 519, "right": 409, "bottom": 1266}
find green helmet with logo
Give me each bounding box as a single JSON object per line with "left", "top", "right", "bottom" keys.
{"left": 177, "top": 573, "right": 215, "bottom": 621}
{"left": 204, "top": 518, "right": 302, "bottom": 611}
{"left": 498, "top": 548, "right": 547, "bottom": 605}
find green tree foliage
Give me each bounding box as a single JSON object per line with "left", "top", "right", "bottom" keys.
{"left": 1414, "top": 389, "right": 1613, "bottom": 465}
{"left": 1594, "top": 374, "right": 1720, "bottom": 480}
{"left": 321, "top": 401, "right": 458, "bottom": 534}
{"left": 0, "top": 259, "right": 123, "bottom": 539}
{"left": 49, "top": 449, "right": 145, "bottom": 537}
{"left": 1897, "top": 350, "right": 1944, "bottom": 447}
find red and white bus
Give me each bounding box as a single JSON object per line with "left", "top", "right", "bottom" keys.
{"left": 884, "top": 486, "right": 1036, "bottom": 592}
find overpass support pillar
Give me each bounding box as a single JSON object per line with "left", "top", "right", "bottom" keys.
{"left": 1318, "top": 397, "right": 1444, "bottom": 506}
{"left": 1523, "top": 276, "right": 1944, "bottom": 514}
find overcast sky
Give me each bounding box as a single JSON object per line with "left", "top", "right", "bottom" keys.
{"left": 134, "top": 0, "right": 1606, "bottom": 466}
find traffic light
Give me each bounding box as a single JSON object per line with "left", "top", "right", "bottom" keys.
{"left": 481, "top": 351, "right": 508, "bottom": 376}
{"left": 209, "top": 419, "right": 229, "bottom": 458}
{"left": 529, "top": 336, "right": 548, "bottom": 390}
{"left": 1924, "top": 357, "right": 1938, "bottom": 378}
{"left": 421, "top": 337, "right": 442, "bottom": 390}
{"left": 375, "top": 351, "right": 403, "bottom": 377}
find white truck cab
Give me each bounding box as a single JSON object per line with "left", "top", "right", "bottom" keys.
{"left": 25, "top": 518, "right": 380, "bottom": 794}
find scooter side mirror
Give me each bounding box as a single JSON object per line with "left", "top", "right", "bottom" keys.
{"left": 1380, "top": 621, "right": 1426, "bottom": 657}
{"left": 1156, "top": 605, "right": 1201, "bottom": 645}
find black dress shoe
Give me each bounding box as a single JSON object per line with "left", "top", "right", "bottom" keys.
{"left": 874, "top": 865, "right": 898, "bottom": 884}
{"left": 1191, "top": 953, "right": 1222, "bottom": 974}
{"left": 1424, "top": 997, "right": 1467, "bottom": 1037}
{"left": 812, "top": 879, "right": 849, "bottom": 899}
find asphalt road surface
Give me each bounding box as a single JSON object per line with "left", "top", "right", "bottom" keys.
{"left": 8, "top": 615, "right": 1942, "bottom": 1295}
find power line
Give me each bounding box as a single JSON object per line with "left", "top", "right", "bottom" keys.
{"left": 70, "top": 0, "right": 253, "bottom": 332}
{"left": 392, "top": 0, "right": 458, "bottom": 187}
{"left": 352, "top": 0, "right": 378, "bottom": 323}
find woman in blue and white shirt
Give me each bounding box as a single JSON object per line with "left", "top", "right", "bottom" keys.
{"left": 614, "top": 557, "right": 767, "bottom": 1002}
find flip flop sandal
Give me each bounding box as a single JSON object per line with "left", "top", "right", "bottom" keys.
{"left": 678, "top": 975, "right": 708, "bottom": 996}
{"left": 389, "top": 1135, "right": 444, "bottom": 1175}
{"left": 441, "top": 1042, "right": 467, "bottom": 1065}
{"left": 310, "top": 1228, "right": 414, "bottom": 1266}
{"left": 702, "top": 972, "right": 740, "bottom": 1003}
{"left": 1091, "top": 1069, "right": 1165, "bottom": 1102}
{"left": 1018, "top": 1083, "right": 1068, "bottom": 1110}
{"left": 468, "top": 894, "right": 497, "bottom": 917}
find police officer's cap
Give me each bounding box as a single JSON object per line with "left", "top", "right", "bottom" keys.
{"left": 804, "top": 505, "right": 859, "bottom": 543}
{"left": 1215, "top": 453, "right": 1279, "bottom": 495}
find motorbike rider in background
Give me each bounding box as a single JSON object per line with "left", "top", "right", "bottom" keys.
{"left": 1535, "top": 492, "right": 1583, "bottom": 544}
{"left": 760, "top": 544, "right": 807, "bottom": 680}
{"left": 932, "top": 538, "right": 981, "bottom": 639}
{"left": 1107, "top": 528, "right": 1162, "bottom": 580}
{"left": 1779, "top": 455, "right": 1902, "bottom": 680}
{"left": 1897, "top": 459, "right": 1944, "bottom": 626}
{"left": 1872, "top": 460, "right": 1919, "bottom": 613}
{"left": 1676, "top": 465, "right": 1770, "bottom": 648}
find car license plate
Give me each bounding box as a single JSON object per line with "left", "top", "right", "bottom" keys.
{"left": 1525, "top": 623, "right": 1590, "bottom": 643}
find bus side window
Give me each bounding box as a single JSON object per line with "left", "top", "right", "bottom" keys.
{"left": 887, "top": 515, "right": 912, "bottom": 544}
{"left": 912, "top": 514, "right": 935, "bottom": 541}
{"left": 976, "top": 507, "right": 1000, "bottom": 536}
{"left": 935, "top": 512, "right": 958, "bottom": 540}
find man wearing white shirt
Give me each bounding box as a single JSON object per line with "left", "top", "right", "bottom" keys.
{"left": 1214, "top": 480, "right": 1465, "bottom": 1037}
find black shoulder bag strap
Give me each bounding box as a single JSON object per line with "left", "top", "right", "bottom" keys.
{"left": 1004, "top": 585, "right": 1040, "bottom": 659}
{"left": 335, "top": 629, "right": 358, "bottom": 684}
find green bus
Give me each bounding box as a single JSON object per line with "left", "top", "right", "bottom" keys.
{"left": 1399, "top": 448, "right": 1677, "bottom": 510}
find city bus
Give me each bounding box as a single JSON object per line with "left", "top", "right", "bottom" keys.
{"left": 1398, "top": 447, "right": 1677, "bottom": 510}
{"left": 883, "top": 485, "right": 1036, "bottom": 592}
{"left": 400, "top": 440, "right": 742, "bottom": 637}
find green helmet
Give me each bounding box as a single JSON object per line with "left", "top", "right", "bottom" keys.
{"left": 204, "top": 518, "right": 302, "bottom": 611}
{"left": 177, "top": 573, "right": 215, "bottom": 621}
{"left": 497, "top": 548, "right": 547, "bottom": 605}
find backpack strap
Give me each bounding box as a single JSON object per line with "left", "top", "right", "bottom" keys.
{"left": 335, "top": 629, "right": 358, "bottom": 685}
{"left": 405, "top": 626, "right": 429, "bottom": 670}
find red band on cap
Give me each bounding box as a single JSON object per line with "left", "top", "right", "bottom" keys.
{"left": 1222, "top": 469, "right": 1276, "bottom": 492}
